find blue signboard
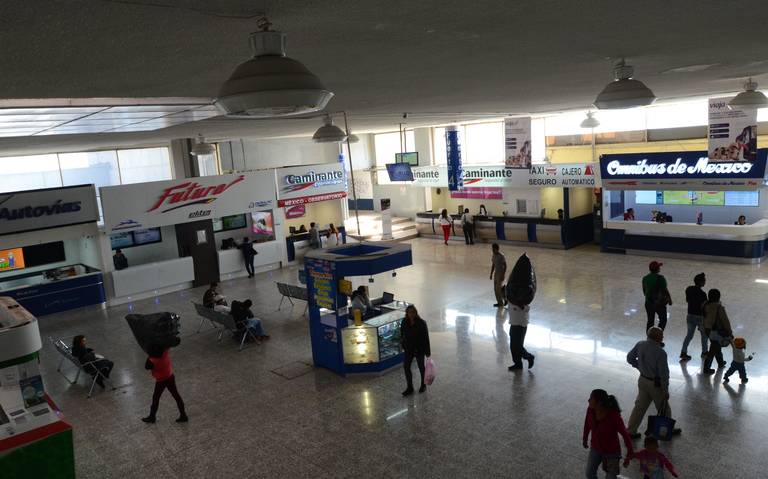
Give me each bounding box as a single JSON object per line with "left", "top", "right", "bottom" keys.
{"left": 446, "top": 127, "right": 463, "bottom": 191}
{"left": 385, "top": 163, "right": 414, "bottom": 182}
{"left": 600, "top": 150, "right": 767, "bottom": 180}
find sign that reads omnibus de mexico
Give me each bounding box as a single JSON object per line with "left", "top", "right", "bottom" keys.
{"left": 410, "top": 164, "right": 597, "bottom": 188}
{"left": 599, "top": 150, "right": 768, "bottom": 190}
{"left": 100, "top": 172, "right": 276, "bottom": 232}
{"left": 276, "top": 163, "right": 347, "bottom": 207}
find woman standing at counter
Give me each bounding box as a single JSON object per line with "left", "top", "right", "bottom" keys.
{"left": 439, "top": 209, "right": 452, "bottom": 245}
{"left": 401, "top": 305, "right": 431, "bottom": 396}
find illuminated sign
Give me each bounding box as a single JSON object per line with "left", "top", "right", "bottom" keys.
{"left": 0, "top": 247, "right": 24, "bottom": 272}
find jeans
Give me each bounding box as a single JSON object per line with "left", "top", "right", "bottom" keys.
{"left": 246, "top": 318, "right": 265, "bottom": 336}
{"left": 463, "top": 223, "right": 474, "bottom": 244}
{"left": 627, "top": 376, "right": 671, "bottom": 434}
{"left": 493, "top": 272, "right": 506, "bottom": 305}
{"left": 149, "top": 374, "right": 185, "bottom": 418}
{"left": 724, "top": 361, "right": 747, "bottom": 381}
{"left": 585, "top": 448, "right": 620, "bottom": 479}
{"left": 703, "top": 336, "right": 725, "bottom": 370}
{"left": 644, "top": 301, "right": 667, "bottom": 331}
{"left": 403, "top": 351, "right": 426, "bottom": 389}
{"left": 84, "top": 358, "right": 113, "bottom": 379}
{"left": 244, "top": 256, "right": 254, "bottom": 276}
{"left": 680, "top": 314, "right": 708, "bottom": 356}
{"left": 509, "top": 325, "right": 533, "bottom": 367}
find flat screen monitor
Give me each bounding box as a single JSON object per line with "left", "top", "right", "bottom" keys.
{"left": 251, "top": 211, "right": 275, "bottom": 241}
{"left": 23, "top": 241, "right": 65, "bottom": 268}
{"left": 725, "top": 191, "right": 759, "bottom": 207}
{"left": 692, "top": 191, "right": 725, "bottom": 206}
{"left": 133, "top": 228, "right": 162, "bottom": 246}
{"left": 662, "top": 191, "right": 692, "bottom": 205}
{"left": 214, "top": 214, "right": 247, "bottom": 232}
{"left": 381, "top": 292, "right": 394, "bottom": 304}
{"left": 635, "top": 191, "right": 660, "bottom": 205}
{"left": 110, "top": 232, "right": 134, "bottom": 250}
{"left": 386, "top": 163, "right": 414, "bottom": 182}
{"left": 0, "top": 247, "right": 25, "bottom": 273}
{"left": 395, "top": 152, "right": 419, "bottom": 166}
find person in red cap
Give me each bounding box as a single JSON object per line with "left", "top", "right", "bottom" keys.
{"left": 642, "top": 261, "right": 671, "bottom": 331}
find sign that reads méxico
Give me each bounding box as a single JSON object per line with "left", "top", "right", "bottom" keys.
{"left": 600, "top": 150, "right": 767, "bottom": 181}
{"left": 276, "top": 163, "right": 347, "bottom": 207}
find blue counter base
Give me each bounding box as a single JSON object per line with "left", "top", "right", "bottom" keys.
{"left": 4, "top": 274, "right": 106, "bottom": 316}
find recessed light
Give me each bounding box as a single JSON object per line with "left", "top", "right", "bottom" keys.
{"left": 661, "top": 63, "right": 719, "bottom": 74}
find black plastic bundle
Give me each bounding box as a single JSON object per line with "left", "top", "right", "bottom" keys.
{"left": 125, "top": 312, "right": 181, "bottom": 358}
{"left": 505, "top": 253, "right": 537, "bottom": 306}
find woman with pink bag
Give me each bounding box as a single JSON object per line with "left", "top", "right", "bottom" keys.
{"left": 400, "top": 305, "right": 431, "bottom": 396}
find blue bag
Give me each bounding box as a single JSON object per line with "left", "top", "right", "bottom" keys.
{"left": 646, "top": 401, "right": 676, "bottom": 441}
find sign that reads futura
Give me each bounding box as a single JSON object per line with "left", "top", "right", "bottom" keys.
{"left": 276, "top": 163, "right": 347, "bottom": 207}
{"left": 600, "top": 150, "right": 766, "bottom": 181}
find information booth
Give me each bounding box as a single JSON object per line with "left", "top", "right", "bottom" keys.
{"left": 305, "top": 242, "right": 412, "bottom": 375}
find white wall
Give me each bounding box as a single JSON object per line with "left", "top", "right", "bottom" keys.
{"left": 373, "top": 184, "right": 426, "bottom": 218}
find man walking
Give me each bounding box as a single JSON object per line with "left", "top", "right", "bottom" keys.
{"left": 508, "top": 301, "right": 535, "bottom": 371}
{"left": 460, "top": 208, "right": 474, "bottom": 245}
{"left": 490, "top": 243, "right": 507, "bottom": 308}
{"left": 641, "top": 261, "right": 671, "bottom": 330}
{"left": 680, "top": 273, "right": 708, "bottom": 361}
{"left": 240, "top": 237, "right": 256, "bottom": 278}
{"left": 626, "top": 327, "right": 680, "bottom": 439}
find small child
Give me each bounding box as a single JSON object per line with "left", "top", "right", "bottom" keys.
{"left": 629, "top": 437, "right": 678, "bottom": 479}
{"left": 723, "top": 337, "right": 754, "bottom": 384}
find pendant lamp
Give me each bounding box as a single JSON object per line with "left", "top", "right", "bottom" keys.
{"left": 594, "top": 59, "right": 655, "bottom": 109}
{"left": 215, "top": 19, "right": 334, "bottom": 117}
{"left": 190, "top": 134, "right": 216, "bottom": 156}
{"left": 313, "top": 115, "right": 347, "bottom": 143}
{"left": 728, "top": 78, "right": 768, "bottom": 109}
{"left": 580, "top": 111, "right": 600, "bottom": 128}
{"left": 346, "top": 131, "right": 360, "bottom": 143}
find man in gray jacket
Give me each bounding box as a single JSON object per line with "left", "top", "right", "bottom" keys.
{"left": 625, "top": 327, "right": 681, "bottom": 439}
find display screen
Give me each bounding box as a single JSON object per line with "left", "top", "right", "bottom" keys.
{"left": 725, "top": 191, "right": 760, "bottom": 207}
{"left": 638, "top": 190, "right": 758, "bottom": 207}
{"left": 662, "top": 191, "right": 693, "bottom": 205}
{"left": 635, "top": 191, "right": 660, "bottom": 205}
{"left": 213, "top": 214, "right": 247, "bottom": 232}
{"left": 251, "top": 211, "right": 275, "bottom": 240}
{"left": 395, "top": 152, "right": 419, "bottom": 166}
{"left": 692, "top": 191, "right": 725, "bottom": 206}
{"left": 0, "top": 247, "right": 25, "bottom": 273}
{"left": 386, "top": 162, "right": 414, "bottom": 181}
{"left": 110, "top": 232, "right": 134, "bottom": 250}
{"left": 23, "top": 242, "right": 65, "bottom": 268}
{"left": 133, "top": 228, "right": 162, "bottom": 245}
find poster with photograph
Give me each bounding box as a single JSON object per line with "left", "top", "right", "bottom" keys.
{"left": 708, "top": 97, "right": 757, "bottom": 161}
{"left": 251, "top": 211, "right": 275, "bottom": 241}
{"left": 504, "top": 117, "right": 532, "bottom": 168}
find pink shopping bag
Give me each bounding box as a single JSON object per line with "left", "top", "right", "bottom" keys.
{"left": 425, "top": 358, "right": 436, "bottom": 385}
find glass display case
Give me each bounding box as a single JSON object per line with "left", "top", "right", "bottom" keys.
{"left": 341, "top": 310, "right": 403, "bottom": 364}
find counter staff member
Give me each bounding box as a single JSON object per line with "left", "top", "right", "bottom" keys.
{"left": 641, "top": 261, "right": 671, "bottom": 331}
{"left": 113, "top": 249, "right": 128, "bottom": 270}
{"left": 735, "top": 215, "right": 747, "bottom": 225}
{"left": 623, "top": 208, "right": 635, "bottom": 221}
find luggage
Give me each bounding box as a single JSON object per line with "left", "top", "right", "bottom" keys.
{"left": 125, "top": 312, "right": 181, "bottom": 357}
{"left": 505, "top": 253, "right": 537, "bottom": 306}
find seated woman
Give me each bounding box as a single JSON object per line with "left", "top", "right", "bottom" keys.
{"left": 229, "top": 299, "right": 269, "bottom": 340}
{"left": 350, "top": 286, "right": 374, "bottom": 320}
{"left": 735, "top": 215, "right": 747, "bottom": 225}
{"left": 203, "top": 281, "right": 230, "bottom": 312}
{"left": 71, "top": 335, "right": 114, "bottom": 388}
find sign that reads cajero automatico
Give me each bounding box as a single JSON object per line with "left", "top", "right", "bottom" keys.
{"left": 276, "top": 163, "right": 347, "bottom": 207}
{"left": 0, "top": 184, "right": 99, "bottom": 236}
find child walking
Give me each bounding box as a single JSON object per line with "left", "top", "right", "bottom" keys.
{"left": 629, "top": 437, "right": 678, "bottom": 479}
{"left": 723, "top": 337, "right": 754, "bottom": 384}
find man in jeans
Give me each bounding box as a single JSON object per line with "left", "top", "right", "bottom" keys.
{"left": 641, "top": 261, "right": 671, "bottom": 331}
{"left": 626, "top": 327, "right": 680, "bottom": 439}
{"left": 489, "top": 243, "right": 507, "bottom": 308}
{"left": 680, "top": 273, "right": 708, "bottom": 361}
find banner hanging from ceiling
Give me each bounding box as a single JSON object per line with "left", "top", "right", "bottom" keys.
{"left": 504, "top": 117, "right": 532, "bottom": 168}
{"left": 275, "top": 162, "right": 347, "bottom": 207}
{"left": 708, "top": 97, "right": 757, "bottom": 162}
{"left": 446, "top": 126, "right": 463, "bottom": 191}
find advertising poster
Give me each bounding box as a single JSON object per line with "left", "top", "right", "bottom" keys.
{"left": 276, "top": 163, "right": 347, "bottom": 207}
{"left": 450, "top": 187, "right": 503, "bottom": 199}
{"left": 0, "top": 247, "right": 25, "bottom": 272}
{"left": 708, "top": 97, "right": 757, "bottom": 161}
{"left": 305, "top": 258, "right": 336, "bottom": 310}
{"left": 446, "top": 127, "right": 463, "bottom": 191}
{"left": 504, "top": 117, "right": 532, "bottom": 168}
{"left": 285, "top": 204, "right": 306, "bottom": 219}
{"left": 251, "top": 211, "right": 275, "bottom": 240}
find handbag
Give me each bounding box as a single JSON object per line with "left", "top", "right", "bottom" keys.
{"left": 424, "top": 358, "right": 436, "bottom": 385}
{"left": 646, "top": 400, "right": 676, "bottom": 441}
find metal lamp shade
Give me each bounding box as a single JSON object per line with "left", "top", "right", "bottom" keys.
{"left": 594, "top": 78, "right": 655, "bottom": 109}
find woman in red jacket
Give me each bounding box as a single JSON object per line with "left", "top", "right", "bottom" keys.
{"left": 141, "top": 348, "right": 187, "bottom": 423}
{"left": 583, "top": 389, "right": 633, "bottom": 479}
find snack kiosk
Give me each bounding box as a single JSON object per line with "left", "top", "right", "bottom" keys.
{"left": 305, "top": 242, "right": 413, "bottom": 375}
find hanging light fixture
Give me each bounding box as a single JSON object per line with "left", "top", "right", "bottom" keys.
{"left": 215, "top": 17, "right": 334, "bottom": 117}
{"left": 729, "top": 78, "right": 768, "bottom": 109}
{"left": 580, "top": 111, "right": 600, "bottom": 128}
{"left": 190, "top": 134, "right": 216, "bottom": 156}
{"left": 313, "top": 115, "right": 347, "bottom": 143}
{"left": 594, "top": 59, "right": 655, "bottom": 109}
{"left": 346, "top": 131, "right": 360, "bottom": 143}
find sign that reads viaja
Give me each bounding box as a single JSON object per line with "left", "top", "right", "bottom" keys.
{"left": 276, "top": 163, "right": 347, "bottom": 207}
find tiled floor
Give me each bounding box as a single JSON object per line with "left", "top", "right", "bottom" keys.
{"left": 34, "top": 239, "right": 768, "bottom": 478}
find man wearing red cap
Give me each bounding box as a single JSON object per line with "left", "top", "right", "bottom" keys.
{"left": 642, "top": 261, "right": 672, "bottom": 331}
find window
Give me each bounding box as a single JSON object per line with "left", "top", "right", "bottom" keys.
{"left": 433, "top": 126, "right": 465, "bottom": 165}
{"left": 196, "top": 150, "right": 219, "bottom": 177}
{"left": 116, "top": 147, "right": 171, "bottom": 184}
{"left": 59, "top": 151, "right": 120, "bottom": 189}
{"left": 374, "top": 131, "right": 415, "bottom": 183}
{"left": 433, "top": 122, "right": 504, "bottom": 165}
{"left": 0, "top": 154, "right": 61, "bottom": 192}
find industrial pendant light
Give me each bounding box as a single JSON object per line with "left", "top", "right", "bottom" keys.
{"left": 346, "top": 131, "right": 360, "bottom": 143}
{"left": 729, "top": 78, "right": 768, "bottom": 109}
{"left": 580, "top": 111, "right": 600, "bottom": 128}
{"left": 190, "top": 134, "right": 216, "bottom": 156}
{"left": 594, "top": 59, "right": 655, "bottom": 109}
{"left": 313, "top": 115, "right": 347, "bottom": 143}
{"left": 215, "top": 18, "right": 334, "bottom": 117}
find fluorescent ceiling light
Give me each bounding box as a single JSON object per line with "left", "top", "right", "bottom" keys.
{"left": 729, "top": 78, "right": 768, "bottom": 109}
{"left": 594, "top": 59, "right": 656, "bottom": 109}
{"left": 313, "top": 115, "right": 347, "bottom": 143}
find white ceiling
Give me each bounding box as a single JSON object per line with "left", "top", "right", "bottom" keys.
{"left": 1, "top": 0, "right": 768, "bottom": 153}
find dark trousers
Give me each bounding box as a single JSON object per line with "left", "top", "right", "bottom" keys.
{"left": 463, "top": 224, "right": 474, "bottom": 244}
{"left": 149, "top": 374, "right": 185, "bottom": 418}
{"left": 85, "top": 359, "right": 113, "bottom": 378}
{"left": 509, "top": 325, "right": 533, "bottom": 366}
{"left": 644, "top": 301, "right": 667, "bottom": 331}
{"left": 244, "top": 256, "right": 254, "bottom": 276}
{"left": 703, "top": 339, "right": 725, "bottom": 370}
{"left": 724, "top": 361, "right": 747, "bottom": 381}
{"left": 403, "top": 351, "right": 426, "bottom": 389}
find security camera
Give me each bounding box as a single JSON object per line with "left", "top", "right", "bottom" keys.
{"left": 392, "top": 271, "right": 397, "bottom": 278}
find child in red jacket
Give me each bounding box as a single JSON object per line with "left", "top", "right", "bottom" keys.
{"left": 629, "top": 436, "right": 678, "bottom": 478}
{"left": 141, "top": 348, "right": 187, "bottom": 423}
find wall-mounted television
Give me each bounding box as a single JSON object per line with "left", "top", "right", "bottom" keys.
{"left": 386, "top": 162, "right": 414, "bottom": 182}
{"left": 23, "top": 241, "right": 66, "bottom": 268}
{"left": 395, "top": 152, "right": 419, "bottom": 166}
{"left": 109, "top": 228, "right": 162, "bottom": 250}
{"left": 0, "top": 248, "right": 25, "bottom": 273}
{"left": 251, "top": 211, "right": 275, "bottom": 241}
{"left": 213, "top": 213, "right": 247, "bottom": 232}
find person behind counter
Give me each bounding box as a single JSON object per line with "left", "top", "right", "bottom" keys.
{"left": 309, "top": 222, "right": 321, "bottom": 249}
{"left": 460, "top": 208, "right": 474, "bottom": 245}
{"left": 350, "top": 286, "right": 374, "bottom": 319}
{"left": 439, "top": 209, "right": 452, "bottom": 245}
{"left": 113, "top": 249, "right": 128, "bottom": 270}
{"left": 735, "top": 215, "right": 747, "bottom": 225}
{"left": 401, "top": 304, "right": 431, "bottom": 396}
{"left": 72, "top": 335, "right": 114, "bottom": 388}
{"left": 328, "top": 223, "right": 340, "bottom": 247}
{"left": 479, "top": 204, "right": 488, "bottom": 216}
{"left": 623, "top": 208, "right": 635, "bottom": 221}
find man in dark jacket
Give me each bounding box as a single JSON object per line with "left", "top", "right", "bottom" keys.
{"left": 400, "top": 305, "right": 431, "bottom": 396}
{"left": 113, "top": 249, "right": 128, "bottom": 270}
{"left": 240, "top": 237, "right": 257, "bottom": 278}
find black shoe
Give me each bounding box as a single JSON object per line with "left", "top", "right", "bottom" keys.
{"left": 718, "top": 361, "right": 727, "bottom": 369}
{"left": 141, "top": 416, "right": 156, "bottom": 423}
{"left": 402, "top": 388, "right": 414, "bottom": 397}
{"left": 418, "top": 384, "right": 426, "bottom": 393}
{"left": 629, "top": 432, "right": 641, "bottom": 440}
{"left": 672, "top": 428, "right": 682, "bottom": 436}
{"left": 702, "top": 368, "right": 716, "bottom": 375}
{"left": 527, "top": 355, "right": 535, "bottom": 369}
{"left": 508, "top": 365, "right": 523, "bottom": 371}
{"left": 176, "top": 414, "right": 189, "bottom": 423}
{"left": 723, "top": 377, "right": 730, "bottom": 384}
{"left": 742, "top": 378, "right": 748, "bottom": 384}
{"left": 679, "top": 353, "right": 692, "bottom": 361}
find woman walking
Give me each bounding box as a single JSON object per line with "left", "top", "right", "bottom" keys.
{"left": 401, "top": 305, "right": 431, "bottom": 396}
{"left": 439, "top": 209, "right": 452, "bottom": 245}
{"left": 583, "top": 389, "right": 634, "bottom": 479}
{"left": 702, "top": 288, "right": 732, "bottom": 374}
{"left": 142, "top": 348, "right": 187, "bottom": 423}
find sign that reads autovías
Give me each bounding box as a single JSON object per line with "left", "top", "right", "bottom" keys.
{"left": 276, "top": 163, "right": 347, "bottom": 207}
{"left": 0, "top": 184, "right": 99, "bottom": 236}
{"left": 100, "top": 172, "right": 276, "bottom": 232}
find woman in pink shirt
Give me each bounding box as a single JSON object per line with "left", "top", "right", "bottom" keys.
{"left": 583, "top": 389, "right": 634, "bottom": 479}
{"left": 141, "top": 348, "right": 187, "bottom": 424}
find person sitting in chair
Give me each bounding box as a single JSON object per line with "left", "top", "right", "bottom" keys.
{"left": 71, "top": 335, "right": 114, "bottom": 388}
{"left": 203, "top": 281, "right": 228, "bottom": 311}
{"left": 350, "top": 286, "right": 374, "bottom": 319}
{"left": 229, "top": 299, "right": 269, "bottom": 340}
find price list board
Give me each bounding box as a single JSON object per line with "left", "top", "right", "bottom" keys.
{"left": 305, "top": 258, "right": 336, "bottom": 310}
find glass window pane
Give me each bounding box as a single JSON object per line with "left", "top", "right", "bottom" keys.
{"left": 117, "top": 147, "right": 171, "bottom": 184}
{"left": 196, "top": 153, "right": 219, "bottom": 177}
{"left": 432, "top": 126, "right": 465, "bottom": 165}
{"left": 59, "top": 150, "right": 120, "bottom": 189}
{"left": 464, "top": 122, "right": 504, "bottom": 164}
{"left": 0, "top": 154, "right": 61, "bottom": 192}
{"left": 374, "top": 131, "right": 415, "bottom": 184}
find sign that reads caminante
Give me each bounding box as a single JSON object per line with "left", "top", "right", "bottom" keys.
{"left": 411, "top": 164, "right": 597, "bottom": 188}
{"left": 276, "top": 163, "right": 347, "bottom": 207}
{"left": 0, "top": 184, "right": 99, "bottom": 236}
